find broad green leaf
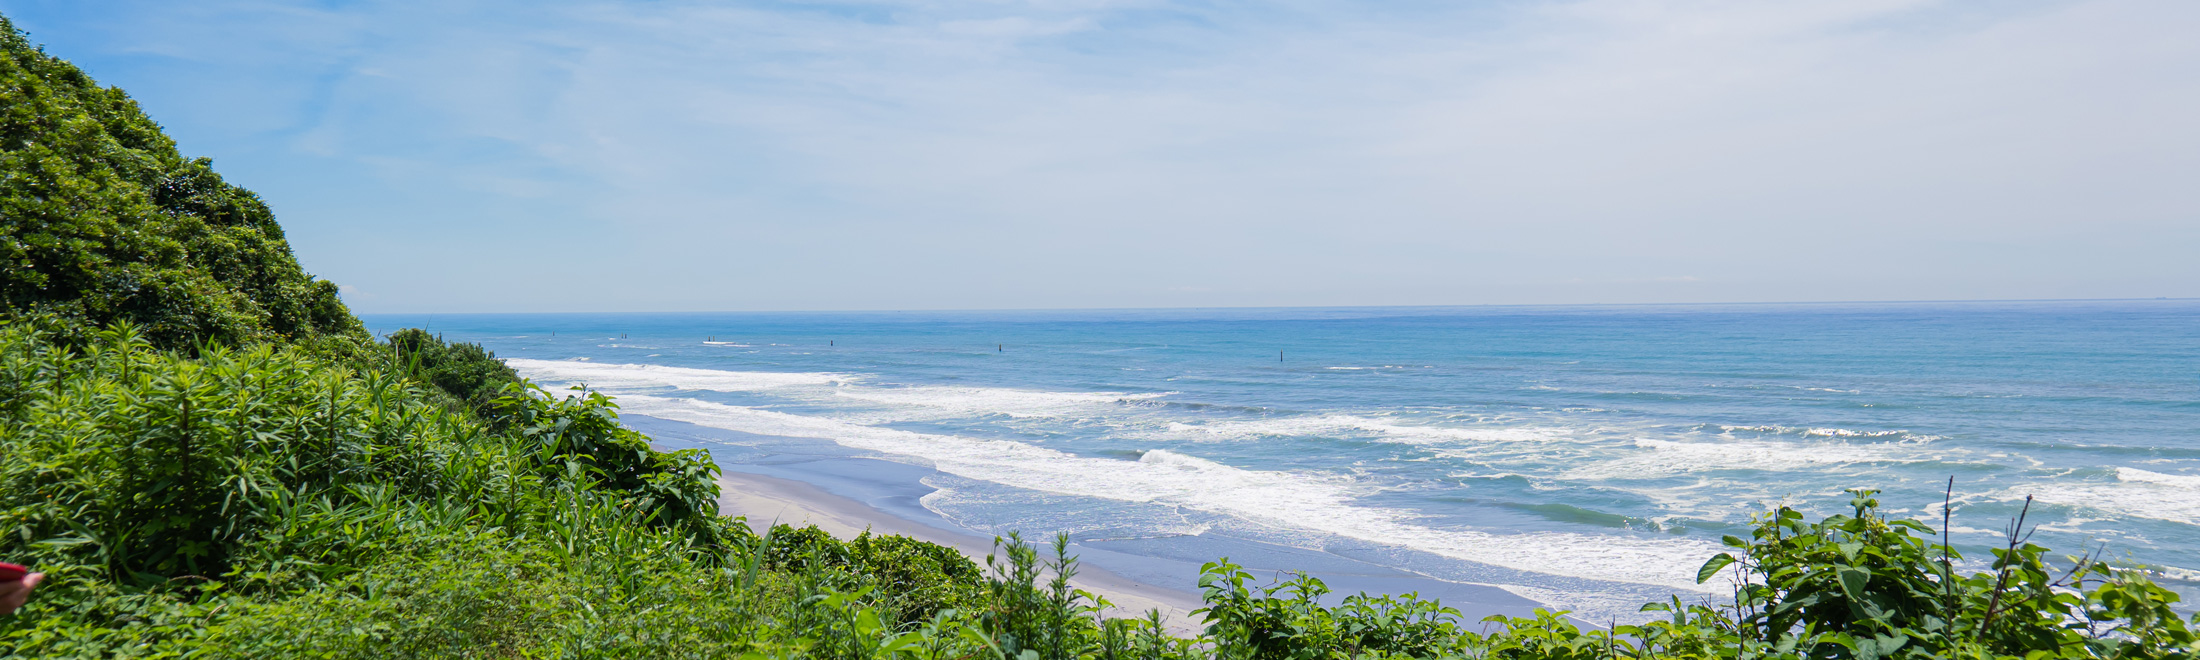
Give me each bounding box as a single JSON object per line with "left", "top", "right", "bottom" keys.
{"left": 1697, "top": 553, "right": 1736, "bottom": 584}
{"left": 1837, "top": 566, "right": 1872, "bottom": 600}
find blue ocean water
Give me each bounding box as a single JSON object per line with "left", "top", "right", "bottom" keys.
{"left": 364, "top": 300, "right": 2200, "bottom": 619}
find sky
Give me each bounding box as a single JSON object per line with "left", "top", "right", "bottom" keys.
{"left": 4, "top": 0, "right": 2196, "bottom": 313}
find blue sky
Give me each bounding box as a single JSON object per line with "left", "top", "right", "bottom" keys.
{"left": 5, "top": 0, "right": 2196, "bottom": 312}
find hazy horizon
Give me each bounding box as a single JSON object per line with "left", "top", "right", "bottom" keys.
{"left": 350, "top": 295, "right": 2194, "bottom": 318}
{"left": 7, "top": 0, "right": 2196, "bottom": 313}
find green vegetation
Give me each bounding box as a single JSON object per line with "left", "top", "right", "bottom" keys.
{"left": 388, "top": 328, "right": 523, "bottom": 414}
{"left": 0, "top": 16, "right": 365, "bottom": 355}
{"left": 1185, "top": 491, "right": 2198, "bottom": 659}
{"left": 2, "top": 11, "right": 2197, "bottom": 660}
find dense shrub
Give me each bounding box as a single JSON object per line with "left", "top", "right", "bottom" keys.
{"left": 1674, "top": 490, "right": 2200, "bottom": 659}
{"left": 759, "top": 524, "right": 989, "bottom": 625}
{"left": 1178, "top": 490, "right": 2200, "bottom": 660}
{"left": 1195, "top": 564, "right": 1461, "bottom": 660}
{"left": 0, "top": 17, "right": 366, "bottom": 354}
{"left": 0, "top": 323, "right": 737, "bottom": 655}
{"left": 0, "top": 324, "right": 453, "bottom": 584}
{"left": 485, "top": 382, "right": 727, "bottom": 538}
{"left": 386, "top": 328, "right": 521, "bottom": 414}
{"left": 198, "top": 527, "right": 820, "bottom": 659}
{"left": 0, "top": 322, "right": 1065, "bottom": 658}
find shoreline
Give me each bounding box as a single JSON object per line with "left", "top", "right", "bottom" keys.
{"left": 630, "top": 413, "right": 1549, "bottom": 634}
{"left": 715, "top": 469, "right": 1209, "bottom": 632}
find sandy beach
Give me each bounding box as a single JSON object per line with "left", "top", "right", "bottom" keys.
{"left": 716, "top": 469, "right": 1210, "bottom": 633}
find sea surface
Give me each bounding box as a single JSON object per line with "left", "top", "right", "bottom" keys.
{"left": 363, "top": 300, "right": 2200, "bottom": 620}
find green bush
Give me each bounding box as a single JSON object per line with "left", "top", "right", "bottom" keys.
{"left": 1175, "top": 490, "right": 2200, "bottom": 660}
{"left": 0, "top": 16, "right": 366, "bottom": 354}
{"left": 750, "top": 523, "right": 988, "bottom": 626}
{"left": 0, "top": 321, "right": 1014, "bottom": 658}
{"left": 487, "top": 382, "right": 727, "bottom": 538}
{"left": 204, "top": 533, "right": 572, "bottom": 657}
{"left": 386, "top": 328, "right": 523, "bottom": 414}
{"left": 0, "top": 323, "right": 454, "bottom": 584}
{"left": 0, "top": 322, "right": 741, "bottom": 656}
{"left": 1195, "top": 563, "right": 1463, "bottom": 660}
{"left": 201, "top": 528, "right": 801, "bottom": 659}
{"left": 1659, "top": 489, "right": 2200, "bottom": 659}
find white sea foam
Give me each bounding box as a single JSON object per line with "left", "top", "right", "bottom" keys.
{"left": 1566, "top": 438, "right": 1907, "bottom": 480}
{"left": 1157, "top": 415, "right": 1569, "bottom": 446}
{"left": 833, "top": 386, "right": 1171, "bottom": 419}
{"left": 2116, "top": 467, "right": 2200, "bottom": 489}
{"left": 510, "top": 360, "right": 1169, "bottom": 421}
{"left": 2026, "top": 467, "right": 2200, "bottom": 524}
{"left": 612, "top": 394, "right": 1719, "bottom": 592}
{"left": 1716, "top": 424, "right": 1940, "bottom": 442}
{"left": 506, "top": 358, "right": 853, "bottom": 391}
{"left": 2159, "top": 565, "right": 2200, "bottom": 583}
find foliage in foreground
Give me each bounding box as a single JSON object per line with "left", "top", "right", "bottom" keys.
{"left": 1, "top": 322, "right": 2195, "bottom": 659}
{"left": 1180, "top": 490, "right": 2198, "bottom": 660}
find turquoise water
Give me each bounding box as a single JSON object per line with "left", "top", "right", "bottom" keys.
{"left": 364, "top": 300, "right": 2200, "bottom": 619}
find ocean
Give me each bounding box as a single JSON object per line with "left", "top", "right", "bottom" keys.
{"left": 362, "top": 300, "right": 2200, "bottom": 621}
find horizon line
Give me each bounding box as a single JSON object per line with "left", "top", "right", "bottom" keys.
{"left": 350, "top": 295, "right": 2196, "bottom": 317}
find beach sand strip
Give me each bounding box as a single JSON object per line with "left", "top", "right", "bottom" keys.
{"left": 716, "top": 470, "right": 1207, "bottom": 634}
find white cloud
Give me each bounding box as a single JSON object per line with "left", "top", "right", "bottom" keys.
{"left": 14, "top": 0, "right": 2197, "bottom": 311}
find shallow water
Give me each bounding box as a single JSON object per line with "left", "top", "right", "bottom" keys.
{"left": 365, "top": 300, "right": 2200, "bottom": 620}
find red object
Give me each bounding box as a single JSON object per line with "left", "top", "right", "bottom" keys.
{"left": 0, "top": 562, "right": 26, "bottom": 582}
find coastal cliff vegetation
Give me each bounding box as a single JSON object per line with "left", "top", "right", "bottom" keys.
{"left": 0, "top": 20, "right": 364, "bottom": 358}
{"left": 3, "top": 13, "right": 2197, "bottom": 659}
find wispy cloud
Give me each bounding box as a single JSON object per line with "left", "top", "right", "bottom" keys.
{"left": 8, "top": 0, "right": 2195, "bottom": 311}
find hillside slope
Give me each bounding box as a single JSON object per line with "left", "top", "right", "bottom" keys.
{"left": 0, "top": 17, "right": 362, "bottom": 352}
